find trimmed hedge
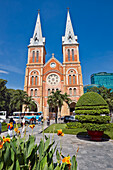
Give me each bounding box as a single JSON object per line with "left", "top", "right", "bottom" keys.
{"left": 66, "top": 122, "right": 113, "bottom": 131}
{"left": 75, "top": 115, "right": 110, "bottom": 123}
{"left": 76, "top": 92, "right": 108, "bottom": 106}
{"left": 75, "top": 109, "right": 109, "bottom": 115}
{"left": 75, "top": 105, "right": 109, "bottom": 110}
{"left": 74, "top": 92, "right": 111, "bottom": 131}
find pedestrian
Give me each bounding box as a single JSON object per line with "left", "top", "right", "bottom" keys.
{"left": 0, "top": 122, "right": 1, "bottom": 134}
{"left": 22, "top": 117, "right": 25, "bottom": 133}
{"left": 8, "top": 118, "right": 16, "bottom": 137}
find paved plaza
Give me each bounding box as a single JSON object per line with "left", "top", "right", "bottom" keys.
{"left": 1, "top": 122, "right": 113, "bottom": 170}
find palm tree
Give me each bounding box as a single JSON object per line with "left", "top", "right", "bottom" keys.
{"left": 24, "top": 96, "right": 36, "bottom": 112}
{"left": 47, "top": 90, "right": 71, "bottom": 123}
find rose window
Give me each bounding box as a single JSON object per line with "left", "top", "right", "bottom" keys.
{"left": 47, "top": 74, "right": 59, "bottom": 85}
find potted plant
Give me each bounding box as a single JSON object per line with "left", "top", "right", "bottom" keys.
{"left": 75, "top": 92, "right": 111, "bottom": 141}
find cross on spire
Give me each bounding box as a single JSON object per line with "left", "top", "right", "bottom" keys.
{"left": 38, "top": 9, "right": 40, "bottom": 14}
{"left": 67, "top": 7, "right": 70, "bottom": 11}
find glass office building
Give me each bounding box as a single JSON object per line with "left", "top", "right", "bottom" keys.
{"left": 91, "top": 72, "right": 113, "bottom": 90}
{"left": 84, "top": 84, "right": 101, "bottom": 93}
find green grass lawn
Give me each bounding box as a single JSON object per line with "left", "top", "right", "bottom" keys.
{"left": 44, "top": 123, "right": 87, "bottom": 135}
{"left": 44, "top": 123, "right": 113, "bottom": 139}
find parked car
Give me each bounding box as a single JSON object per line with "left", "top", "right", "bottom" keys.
{"left": 64, "top": 116, "right": 76, "bottom": 123}
{"left": 58, "top": 116, "right": 64, "bottom": 121}
{"left": 0, "top": 118, "right": 6, "bottom": 123}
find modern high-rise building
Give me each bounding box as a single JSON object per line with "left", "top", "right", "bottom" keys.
{"left": 91, "top": 72, "right": 113, "bottom": 90}
{"left": 24, "top": 10, "right": 83, "bottom": 118}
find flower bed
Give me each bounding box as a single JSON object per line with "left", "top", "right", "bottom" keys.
{"left": 0, "top": 126, "right": 78, "bottom": 170}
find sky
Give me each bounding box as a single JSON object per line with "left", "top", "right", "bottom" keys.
{"left": 0, "top": 0, "right": 113, "bottom": 90}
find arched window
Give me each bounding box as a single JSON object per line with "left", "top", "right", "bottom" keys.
{"left": 48, "top": 89, "right": 50, "bottom": 96}
{"left": 69, "top": 88, "right": 72, "bottom": 95}
{"left": 35, "top": 89, "right": 37, "bottom": 96}
{"left": 31, "top": 89, "right": 33, "bottom": 96}
{"left": 36, "top": 51, "right": 39, "bottom": 62}
{"left": 73, "top": 75, "right": 75, "bottom": 84}
{"left": 32, "top": 51, "right": 35, "bottom": 62}
{"left": 32, "top": 76, "right": 34, "bottom": 85}
{"left": 56, "top": 88, "right": 59, "bottom": 91}
{"left": 68, "top": 49, "right": 70, "bottom": 61}
{"left": 69, "top": 75, "right": 71, "bottom": 84}
{"left": 72, "top": 49, "right": 74, "bottom": 61}
{"left": 52, "top": 89, "right": 54, "bottom": 92}
{"left": 35, "top": 76, "right": 37, "bottom": 85}
{"left": 73, "top": 88, "right": 76, "bottom": 95}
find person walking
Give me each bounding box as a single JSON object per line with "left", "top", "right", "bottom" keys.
{"left": 8, "top": 118, "right": 16, "bottom": 137}
{"left": 22, "top": 117, "right": 25, "bottom": 133}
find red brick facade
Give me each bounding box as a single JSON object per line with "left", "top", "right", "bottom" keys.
{"left": 24, "top": 11, "right": 83, "bottom": 119}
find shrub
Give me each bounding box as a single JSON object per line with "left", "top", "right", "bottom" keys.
{"left": 0, "top": 135, "right": 77, "bottom": 170}
{"left": 75, "top": 92, "right": 111, "bottom": 131}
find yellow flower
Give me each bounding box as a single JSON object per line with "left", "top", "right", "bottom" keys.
{"left": 14, "top": 128, "right": 18, "bottom": 132}
{"left": 0, "top": 140, "right": 3, "bottom": 150}
{"left": 57, "top": 129, "right": 64, "bottom": 136}
{"left": 0, "top": 144, "right": 3, "bottom": 150}
{"left": 29, "top": 125, "right": 35, "bottom": 129}
{"left": 17, "top": 130, "right": 20, "bottom": 134}
{"left": 3, "top": 136, "right": 11, "bottom": 143}
{"left": 5, "top": 138, "right": 11, "bottom": 143}
{"left": 62, "top": 156, "right": 71, "bottom": 165}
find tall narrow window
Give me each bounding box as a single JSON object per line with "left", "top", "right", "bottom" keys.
{"left": 72, "top": 49, "right": 74, "bottom": 61}
{"left": 56, "top": 88, "right": 59, "bottom": 91}
{"left": 73, "top": 88, "right": 76, "bottom": 95}
{"left": 73, "top": 75, "right": 75, "bottom": 84}
{"left": 32, "top": 76, "right": 34, "bottom": 85}
{"left": 36, "top": 51, "right": 39, "bottom": 62}
{"left": 35, "top": 76, "right": 37, "bottom": 85}
{"left": 68, "top": 49, "right": 70, "bottom": 61}
{"left": 69, "top": 75, "right": 71, "bottom": 84}
{"left": 52, "top": 89, "right": 54, "bottom": 92}
{"left": 31, "top": 89, "right": 33, "bottom": 96}
{"left": 69, "top": 88, "right": 72, "bottom": 95}
{"left": 35, "top": 89, "right": 37, "bottom": 96}
{"left": 32, "top": 51, "right": 35, "bottom": 62}
{"left": 48, "top": 89, "right": 50, "bottom": 96}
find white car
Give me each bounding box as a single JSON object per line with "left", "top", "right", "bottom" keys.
{"left": 0, "top": 118, "right": 6, "bottom": 123}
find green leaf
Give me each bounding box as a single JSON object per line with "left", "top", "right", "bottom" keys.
{"left": 44, "top": 138, "right": 50, "bottom": 151}
{"left": 0, "top": 161, "right": 3, "bottom": 170}
{"left": 15, "top": 159, "right": 20, "bottom": 170}
{"left": 71, "top": 155, "right": 77, "bottom": 170}
{"left": 56, "top": 149, "right": 61, "bottom": 162}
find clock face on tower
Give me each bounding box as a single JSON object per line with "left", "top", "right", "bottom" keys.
{"left": 47, "top": 74, "right": 60, "bottom": 85}
{"left": 50, "top": 62, "right": 56, "bottom": 68}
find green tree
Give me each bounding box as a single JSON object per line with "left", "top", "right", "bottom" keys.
{"left": 24, "top": 96, "right": 36, "bottom": 112}
{"left": 47, "top": 90, "right": 71, "bottom": 123}
{"left": 0, "top": 79, "right": 7, "bottom": 111}
{"left": 87, "top": 86, "right": 113, "bottom": 113}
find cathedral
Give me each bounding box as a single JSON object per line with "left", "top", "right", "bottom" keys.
{"left": 24, "top": 10, "right": 83, "bottom": 119}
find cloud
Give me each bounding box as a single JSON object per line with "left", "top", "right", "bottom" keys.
{"left": 0, "top": 70, "right": 9, "bottom": 74}
{"left": 0, "top": 64, "right": 24, "bottom": 75}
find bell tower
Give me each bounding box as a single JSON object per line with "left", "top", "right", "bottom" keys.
{"left": 24, "top": 11, "right": 46, "bottom": 112}
{"left": 62, "top": 9, "right": 83, "bottom": 105}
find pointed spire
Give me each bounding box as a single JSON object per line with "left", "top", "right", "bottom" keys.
{"left": 29, "top": 10, "right": 45, "bottom": 46}
{"left": 62, "top": 9, "right": 78, "bottom": 45}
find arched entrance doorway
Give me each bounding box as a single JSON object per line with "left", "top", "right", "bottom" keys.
{"left": 69, "top": 102, "right": 76, "bottom": 115}
{"left": 49, "top": 106, "right": 58, "bottom": 120}
{"left": 31, "top": 101, "right": 39, "bottom": 112}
